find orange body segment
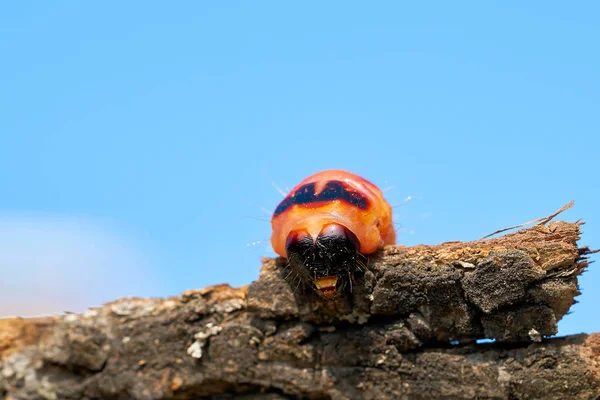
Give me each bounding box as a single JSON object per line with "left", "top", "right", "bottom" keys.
{"left": 270, "top": 169, "right": 396, "bottom": 257}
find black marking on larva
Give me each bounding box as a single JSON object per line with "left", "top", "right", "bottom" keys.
{"left": 273, "top": 180, "right": 369, "bottom": 217}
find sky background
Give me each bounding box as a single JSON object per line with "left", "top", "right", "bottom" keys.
{"left": 1, "top": 3, "right": 598, "bottom": 336}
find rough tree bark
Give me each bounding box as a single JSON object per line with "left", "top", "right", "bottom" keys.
{"left": 0, "top": 221, "right": 598, "bottom": 399}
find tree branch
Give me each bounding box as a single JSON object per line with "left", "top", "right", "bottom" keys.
{"left": 1, "top": 221, "right": 598, "bottom": 399}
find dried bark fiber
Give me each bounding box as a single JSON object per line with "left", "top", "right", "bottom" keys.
{"left": 0, "top": 221, "right": 598, "bottom": 399}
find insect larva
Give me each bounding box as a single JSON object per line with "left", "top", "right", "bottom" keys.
{"left": 271, "top": 169, "right": 395, "bottom": 298}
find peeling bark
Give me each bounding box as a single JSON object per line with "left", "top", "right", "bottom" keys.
{"left": 0, "top": 221, "right": 598, "bottom": 399}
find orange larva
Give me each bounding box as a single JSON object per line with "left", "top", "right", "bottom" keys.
{"left": 270, "top": 169, "right": 395, "bottom": 299}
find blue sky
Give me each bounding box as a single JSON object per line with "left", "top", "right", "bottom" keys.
{"left": 1, "top": 3, "right": 598, "bottom": 336}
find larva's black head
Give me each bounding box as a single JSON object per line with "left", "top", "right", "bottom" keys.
{"left": 285, "top": 224, "right": 361, "bottom": 299}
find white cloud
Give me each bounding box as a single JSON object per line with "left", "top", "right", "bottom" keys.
{"left": 0, "top": 213, "right": 160, "bottom": 318}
